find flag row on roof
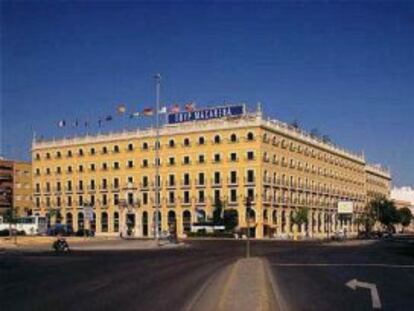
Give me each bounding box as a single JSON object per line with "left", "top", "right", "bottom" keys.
{"left": 56, "top": 102, "right": 195, "bottom": 128}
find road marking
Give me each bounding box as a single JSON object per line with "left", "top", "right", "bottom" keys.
{"left": 271, "top": 263, "right": 414, "bottom": 268}
{"left": 346, "top": 279, "right": 382, "bottom": 309}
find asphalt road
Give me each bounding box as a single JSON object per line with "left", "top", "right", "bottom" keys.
{"left": 1, "top": 237, "right": 414, "bottom": 311}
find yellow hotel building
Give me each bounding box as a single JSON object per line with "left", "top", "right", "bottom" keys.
{"left": 31, "top": 108, "right": 391, "bottom": 238}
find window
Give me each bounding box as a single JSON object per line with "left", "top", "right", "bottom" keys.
{"left": 196, "top": 190, "right": 204, "bottom": 203}
{"left": 78, "top": 165, "right": 83, "bottom": 172}
{"left": 113, "top": 145, "right": 120, "bottom": 153}
{"left": 142, "top": 159, "right": 148, "bottom": 167}
{"left": 142, "top": 142, "right": 149, "bottom": 150}
{"left": 247, "top": 132, "right": 254, "bottom": 141}
{"left": 142, "top": 192, "right": 148, "bottom": 205}
{"left": 79, "top": 149, "right": 84, "bottom": 156}
{"left": 183, "top": 191, "right": 190, "bottom": 203}
{"left": 247, "top": 170, "right": 255, "bottom": 183}
{"left": 230, "top": 171, "right": 237, "bottom": 184}
{"left": 169, "top": 139, "right": 175, "bottom": 147}
{"left": 102, "top": 146, "right": 108, "bottom": 154}
{"left": 46, "top": 153, "right": 51, "bottom": 159}
{"left": 230, "top": 153, "right": 237, "bottom": 162}
{"left": 113, "top": 162, "right": 120, "bottom": 170}
{"left": 198, "top": 154, "right": 205, "bottom": 163}
{"left": 198, "top": 136, "right": 205, "bottom": 145}
{"left": 36, "top": 197, "right": 40, "bottom": 207}
{"left": 128, "top": 193, "right": 134, "bottom": 205}
{"left": 127, "top": 160, "right": 134, "bottom": 168}
{"left": 90, "top": 148, "right": 95, "bottom": 155}
{"left": 214, "top": 153, "right": 221, "bottom": 163}
{"left": 247, "top": 151, "right": 255, "bottom": 160}
{"left": 114, "top": 193, "right": 119, "bottom": 205}
{"left": 214, "top": 172, "right": 220, "bottom": 184}
{"left": 78, "top": 181, "right": 83, "bottom": 191}
{"left": 67, "top": 196, "right": 72, "bottom": 206}
{"left": 142, "top": 176, "right": 148, "bottom": 188}
{"left": 127, "top": 143, "right": 134, "bottom": 151}
{"left": 35, "top": 153, "right": 40, "bottom": 160}
{"left": 198, "top": 173, "right": 205, "bottom": 185}
{"left": 214, "top": 135, "right": 221, "bottom": 144}
{"left": 230, "top": 133, "right": 237, "bottom": 142}
{"left": 183, "top": 173, "right": 190, "bottom": 185}
{"left": 169, "top": 157, "right": 175, "bottom": 165}
{"left": 102, "top": 194, "right": 107, "bottom": 206}
{"left": 169, "top": 191, "right": 175, "bottom": 204}
{"left": 113, "top": 178, "right": 119, "bottom": 189}
{"left": 35, "top": 183, "right": 40, "bottom": 192}
{"left": 90, "top": 164, "right": 95, "bottom": 171}
{"left": 169, "top": 175, "right": 175, "bottom": 186}
{"left": 102, "top": 163, "right": 108, "bottom": 170}
{"left": 56, "top": 182, "right": 61, "bottom": 191}
{"left": 67, "top": 150, "right": 73, "bottom": 158}
{"left": 183, "top": 156, "right": 190, "bottom": 165}
{"left": 214, "top": 190, "right": 221, "bottom": 203}
{"left": 230, "top": 189, "right": 237, "bottom": 202}
{"left": 247, "top": 188, "right": 255, "bottom": 201}
{"left": 183, "top": 138, "right": 190, "bottom": 146}
{"left": 56, "top": 167, "right": 61, "bottom": 174}
{"left": 90, "top": 180, "right": 95, "bottom": 190}
{"left": 67, "top": 181, "right": 72, "bottom": 191}
{"left": 155, "top": 158, "right": 161, "bottom": 166}
{"left": 46, "top": 168, "right": 51, "bottom": 175}
{"left": 56, "top": 151, "right": 62, "bottom": 158}
{"left": 79, "top": 195, "right": 83, "bottom": 206}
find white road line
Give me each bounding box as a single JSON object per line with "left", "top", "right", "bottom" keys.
{"left": 271, "top": 263, "right": 414, "bottom": 268}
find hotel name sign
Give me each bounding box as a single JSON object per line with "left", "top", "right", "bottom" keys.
{"left": 167, "top": 105, "right": 244, "bottom": 124}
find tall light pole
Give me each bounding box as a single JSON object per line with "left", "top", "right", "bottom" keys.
{"left": 154, "top": 73, "right": 161, "bottom": 241}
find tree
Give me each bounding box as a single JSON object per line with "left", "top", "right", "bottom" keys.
{"left": 366, "top": 197, "right": 400, "bottom": 232}
{"left": 223, "top": 209, "right": 239, "bottom": 232}
{"left": 212, "top": 199, "right": 224, "bottom": 225}
{"left": 398, "top": 207, "right": 413, "bottom": 229}
{"left": 291, "top": 207, "right": 309, "bottom": 227}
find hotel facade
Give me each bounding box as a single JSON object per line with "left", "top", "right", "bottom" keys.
{"left": 31, "top": 108, "right": 391, "bottom": 238}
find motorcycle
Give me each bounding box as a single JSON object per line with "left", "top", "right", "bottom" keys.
{"left": 53, "top": 237, "right": 70, "bottom": 254}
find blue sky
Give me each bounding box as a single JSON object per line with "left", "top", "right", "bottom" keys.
{"left": 1, "top": 1, "right": 413, "bottom": 186}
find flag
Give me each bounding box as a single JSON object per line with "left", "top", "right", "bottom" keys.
{"left": 57, "top": 120, "right": 66, "bottom": 128}
{"left": 185, "top": 102, "right": 194, "bottom": 112}
{"left": 158, "top": 106, "right": 167, "bottom": 114}
{"left": 105, "top": 115, "right": 113, "bottom": 121}
{"left": 129, "top": 112, "right": 140, "bottom": 118}
{"left": 117, "top": 104, "right": 126, "bottom": 114}
{"left": 72, "top": 119, "right": 79, "bottom": 127}
{"left": 170, "top": 104, "right": 180, "bottom": 113}
{"left": 142, "top": 108, "right": 154, "bottom": 116}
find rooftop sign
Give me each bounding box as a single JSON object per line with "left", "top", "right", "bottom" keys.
{"left": 167, "top": 105, "right": 244, "bottom": 124}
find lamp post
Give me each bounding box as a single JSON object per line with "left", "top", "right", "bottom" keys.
{"left": 154, "top": 74, "right": 161, "bottom": 241}
{"left": 246, "top": 196, "right": 252, "bottom": 258}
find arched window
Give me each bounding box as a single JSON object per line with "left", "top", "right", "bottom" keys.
{"left": 214, "top": 135, "right": 221, "bottom": 144}
{"left": 113, "top": 212, "right": 119, "bottom": 232}
{"left": 247, "top": 132, "right": 254, "bottom": 141}
{"left": 168, "top": 211, "right": 176, "bottom": 232}
{"left": 101, "top": 212, "right": 108, "bottom": 232}
{"left": 198, "top": 136, "right": 205, "bottom": 145}
{"left": 169, "top": 139, "right": 175, "bottom": 147}
{"left": 183, "top": 210, "right": 192, "bottom": 232}
{"left": 230, "top": 133, "right": 237, "bottom": 142}
{"left": 78, "top": 212, "right": 84, "bottom": 230}
{"left": 66, "top": 212, "right": 73, "bottom": 228}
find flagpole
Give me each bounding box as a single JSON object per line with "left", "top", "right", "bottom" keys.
{"left": 154, "top": 73, "right": 161, "bottom": 242}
